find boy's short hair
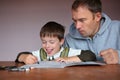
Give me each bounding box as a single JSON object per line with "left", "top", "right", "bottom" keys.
{"left": 40, "top": 21, "right": 65, "bottom": 41}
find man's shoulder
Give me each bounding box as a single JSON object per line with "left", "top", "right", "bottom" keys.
{"left": 111, "top": 20, "right": 120, "bottom": 25}
{"left": 110, "top": 20, "right": 120, "bottom": 30}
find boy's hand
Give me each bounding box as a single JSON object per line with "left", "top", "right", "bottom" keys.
{"left": 55, "top": 56, "right": 81, "bottom": 62}
{"left": 100, "top": 48, "right": 119, "bottom": 64}
{"left": 18, "top": 54, "right": 38, "bottom": 64}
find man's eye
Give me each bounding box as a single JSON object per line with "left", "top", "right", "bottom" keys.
{"left": 78, "top": 19, "right": 84, "bottom": 23}
{"left": 72, "top": 18, "right": 76, "bottom": 23}
{"left": 73, "top": 19, "right": 85, "bottom": 24}
{"left": 78, "top": 19, "right": 86, "bottom": 23}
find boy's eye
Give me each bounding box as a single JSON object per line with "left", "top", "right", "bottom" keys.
{"left": 42, "top": 41, "right": 55, "bottom": 44}
{"left": 49, "top": 41, "right": 55, "bottom": 44}
{"left": 42, "top": 41, "right": 46, "bottom": 44}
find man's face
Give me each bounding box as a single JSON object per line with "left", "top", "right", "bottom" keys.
{"left": 41, "top": 36, "right": 64, "bottom": 56}
{"left": 72, "top": 6, "right": 101, "bottom": 37}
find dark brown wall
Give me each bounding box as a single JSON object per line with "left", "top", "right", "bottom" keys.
{"left": 101, "top": 0, "right": 120, "bottom": 20}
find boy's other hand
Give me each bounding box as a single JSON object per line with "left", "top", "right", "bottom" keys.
{"left": 55, "top": 56, "right": 81, "bottom": 63}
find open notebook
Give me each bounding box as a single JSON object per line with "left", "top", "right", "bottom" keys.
{"left": 20, "top": 61, "right": 105, "bottom": 68}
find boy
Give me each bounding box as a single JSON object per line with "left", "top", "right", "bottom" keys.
{"left": 15, "top": 21, "right": 96, "bottom": 64}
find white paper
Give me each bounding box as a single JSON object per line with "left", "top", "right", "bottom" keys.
{"left": 20, "top": 61, "right": 105, "bottom": 69}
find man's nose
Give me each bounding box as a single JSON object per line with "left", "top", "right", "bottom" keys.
{"left": 75, "top": 22, "right": 82, "bottom": 29}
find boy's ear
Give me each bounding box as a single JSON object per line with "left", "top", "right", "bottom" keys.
{"left": 60, "top": 39, "right": 64, "bottom": 45}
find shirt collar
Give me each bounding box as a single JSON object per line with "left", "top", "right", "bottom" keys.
{"left": 47, "top": 47, "right": 64, "bottom": 59}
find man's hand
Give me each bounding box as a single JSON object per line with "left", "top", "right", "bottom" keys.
{"left": 100, "top": 48, "right": 119, "bottom": 64}
{"left": 18, "top": 54, "right": 38, "bottom": 64}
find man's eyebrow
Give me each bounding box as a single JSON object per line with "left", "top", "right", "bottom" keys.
{"left": 79, "top": 18, "right": 87, "bottom": 21}
{"left": 72, "top": 18, "right": 86, "bottom": 21}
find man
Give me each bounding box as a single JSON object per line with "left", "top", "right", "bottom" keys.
{"left": 64, "top": 0, "right": 120, "bottom": 64}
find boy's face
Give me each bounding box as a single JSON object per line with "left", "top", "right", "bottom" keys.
{"left": 41, "top": 36, "right": 64, "bottom": 56}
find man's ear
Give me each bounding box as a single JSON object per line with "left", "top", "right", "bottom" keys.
{"left": 95, "top": 12, "right": 102, "bottom": 22}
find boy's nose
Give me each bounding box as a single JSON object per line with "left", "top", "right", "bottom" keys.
{"left": 46, "top": 43, "right": 50, "bottom": 48}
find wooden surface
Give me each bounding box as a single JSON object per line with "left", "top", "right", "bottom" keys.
{"left": 0, "top": 61, "right": 120, "bottom": 80}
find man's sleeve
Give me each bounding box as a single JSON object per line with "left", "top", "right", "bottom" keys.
{"left": 77, "top": 50, "right": 97, "bottom": 62}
